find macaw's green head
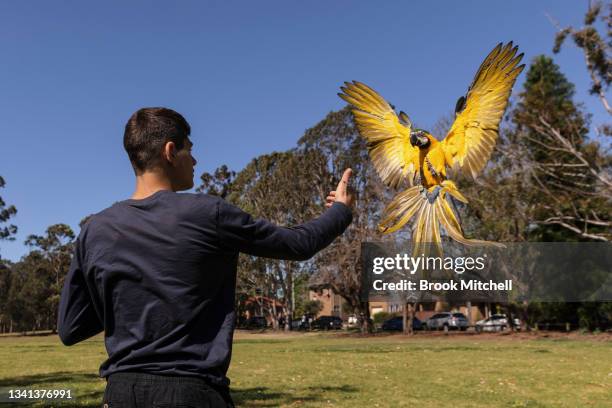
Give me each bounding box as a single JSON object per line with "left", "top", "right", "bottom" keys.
{"left": 410, "top": 129, "right": 431, "bottom": 149}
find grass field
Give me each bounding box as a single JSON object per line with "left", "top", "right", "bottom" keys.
{"left": 0, "top": 330, "right": 610, "bottom": 407}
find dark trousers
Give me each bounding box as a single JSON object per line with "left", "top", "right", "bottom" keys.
{"left": 103, "top": 372, "right": 235, "bottom": 408}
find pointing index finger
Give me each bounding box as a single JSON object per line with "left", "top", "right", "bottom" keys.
{"left": 337, "top": 168, "right": 352, "bottom": 193}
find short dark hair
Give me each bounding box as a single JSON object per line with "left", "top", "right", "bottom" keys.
{"left": 123, "top": 107, "right": 191, "bottom": 174}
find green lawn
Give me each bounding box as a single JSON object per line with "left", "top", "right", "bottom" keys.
{"left": 0, "top": 331, "right": 610, "bottom": 407}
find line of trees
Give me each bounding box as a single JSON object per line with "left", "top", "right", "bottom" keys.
{"left": 455, "top": 2, "right": 611, "bottom": 331}
{"left": 0, "top": 221, "right": 75, "bottom": 333}
{"left": 0, "top": 177, "right": 88, "bottom": 333}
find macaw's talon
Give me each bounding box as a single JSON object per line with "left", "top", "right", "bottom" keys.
{"left": 419, "top": 187, "right": 428, "bottom": 200}
{"left": 427, "top": 186, "right": 442, "bottom": 204}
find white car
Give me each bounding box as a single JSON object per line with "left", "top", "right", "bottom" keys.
{"left": 424, "top": 312, "right": 469, "bottom": 331}
{"left": 347, "top": 315, "right": 359, "bottom": 328}
{"left": 475, "top": 314, "right": 520, "bottom": 332}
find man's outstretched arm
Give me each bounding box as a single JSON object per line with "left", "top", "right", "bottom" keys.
{"left": 217, "top": 168, "right": 354, "bottom": 260}
{"left": 57, "top": 236, "right": 103, "bottom": 346}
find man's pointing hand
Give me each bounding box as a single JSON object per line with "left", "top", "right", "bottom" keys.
{"left": 325, "top": 168, "right": 354, "bottom": 209}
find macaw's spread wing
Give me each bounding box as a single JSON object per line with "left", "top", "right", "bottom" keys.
{"left": 442, "top": 42, "right": 525, "bottom": 178}
{"left": 339, "top": 81, "right": 420, "bottom": 189}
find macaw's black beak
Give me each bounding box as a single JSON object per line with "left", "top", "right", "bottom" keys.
{"left": 410, "top": 132, "right": 418, "bottom": 147}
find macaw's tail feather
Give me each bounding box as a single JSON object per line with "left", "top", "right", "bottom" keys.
{"left": 378, "top": 181, "right": 504, "bottom": 256}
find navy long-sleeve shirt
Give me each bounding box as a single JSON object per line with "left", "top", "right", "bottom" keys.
{"left": 57, "top": 190, "right": 352, "bottom": 386}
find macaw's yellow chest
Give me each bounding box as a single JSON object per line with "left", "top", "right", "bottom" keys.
{"left": 420, "top": 143, "right": 447, "bottom": 189}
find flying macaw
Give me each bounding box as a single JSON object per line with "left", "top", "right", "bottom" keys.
{"left": 338, "top": 42, "right": 525, "bottom": 255}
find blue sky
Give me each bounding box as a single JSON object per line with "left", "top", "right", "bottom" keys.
{"left": 0, "top": 1, "right": 608, "bottom": 262}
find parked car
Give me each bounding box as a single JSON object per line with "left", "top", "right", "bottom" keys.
{"left": 475, "top": 314, "right": 521, "bottom": 332}
{"left": 311, "top": 316, "right": 343, "bottom": 330}
{"left": 347, "top": 314, "right": 359, "bottom": 328}
{"left": 294, "top": 318, "right": 312, "bottom": 331}
{"left": 424, "top": 312, "right": 469, "bottom": 331}
{"left": 347, "top": 315, "right": 374, "bottom": 329}
{"left": 381, "top": 316, "right": 423, "bottom": 331}
{"left": 242, "top": 316, "right": 268, "bottom": 329}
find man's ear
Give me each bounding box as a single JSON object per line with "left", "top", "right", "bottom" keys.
{"left": 163, "top": 141, "right": 177, "bottom": 164}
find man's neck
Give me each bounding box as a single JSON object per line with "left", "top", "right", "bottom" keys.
{"left": 131, "top": 171, "right": 174, "bottom": 200}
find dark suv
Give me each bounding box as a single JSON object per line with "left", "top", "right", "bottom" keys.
{"left": 243, "top": 316, "right": 268, "bottom": 329}
{"left": 382, "top": 316, "right": 423, "bottom": 331}
{"left": 311, "top": 316, "right": 343, "bottom": 330}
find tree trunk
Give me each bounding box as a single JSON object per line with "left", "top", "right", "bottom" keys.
{"left": 357, "top": 301, "right": 372, "bottom": 333}
{"left": 269, "top": 300, "right": 278, "bottom": 330}
{"left": 466, "top": 301, "right": 473, "bottom": 326}
{"left": 403, "top": 303, "right": 415, "bottom": 335}
{"left": 285, "top": 272, "right": 293, "bottom": 331}
{"left": 521, "top": 300, "right": 529, "bottom": 331}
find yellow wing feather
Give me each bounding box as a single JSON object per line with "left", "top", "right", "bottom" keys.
{"left": 338, "top": 81, "right": 420, "bottom": 189}
{"left": 442, "top": 42, "right": 525, "bottom": 178}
